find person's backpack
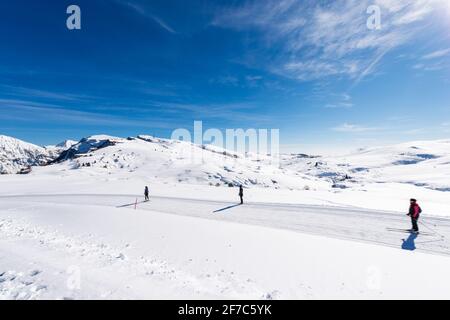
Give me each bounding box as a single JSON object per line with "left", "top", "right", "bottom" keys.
{"left": 418, "top": 205, "right": 422, "bottom": 214}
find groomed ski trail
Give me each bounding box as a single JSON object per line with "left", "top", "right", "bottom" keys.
{"left": 1, "top": 194, "right": 449, "bottom": 256}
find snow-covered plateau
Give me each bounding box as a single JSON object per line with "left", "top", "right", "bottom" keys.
{"left": 1, "top": 134, "right": 450, "bottom": 299}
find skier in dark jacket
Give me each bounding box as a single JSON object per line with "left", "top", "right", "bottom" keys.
{"left": 144, "top": 186, "right": 149, "bottom": 202}
{"left": 407, "top": 198, "right": 421, "bottom": 233}
{"left": 239, "top": 185, "right": 244, "bottom": 204}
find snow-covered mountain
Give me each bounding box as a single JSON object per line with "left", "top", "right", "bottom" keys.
{"left": 282, "top": 139, "right": 450, "bottom": 192}
{"left": 43, "top": 140, "right": 79, "bottom": 157}
{"left": 0, "top": 135, "right": 56, "bottom": 174}
{"left": 53, "top": 135, "right": 123, "bottom": 163}
{"left": 48, "top": 134, "right": 326, "bottom": 190}
{"left": 2, "top": 133, "right": 450, "bottom": 194}
{"left": 55, "top": 139, "right": 78, "bottom": 149}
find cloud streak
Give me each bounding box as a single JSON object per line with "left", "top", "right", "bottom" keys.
{"left": 0, "top": 85, "right": 95, "bottom": 102}
{"left": 117, "top": 1, "right": 176, "bottom": 34}
{"left": 325, "top": 93, "right": 354, "bottom": 109}
{"left": 422, "top": 48, "right": 450, "bottom": 60}
{"left": 213, "top": 0, "right": 446, "bottom": 83}
{"left": 0, "top": 99, "right": 179, "bottom": 129}
{"left": 332, "top": 123, "right": 379, "bottom": 133}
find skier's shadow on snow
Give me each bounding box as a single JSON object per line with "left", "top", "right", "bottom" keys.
{"left": 401, "top": 233, "right": 418, "bottom": 251}
{"left": 116, "top": 201, "right": 147, "bottom": 208}
{"left": 213, "top": 204, "right": 242, "bottom": 213}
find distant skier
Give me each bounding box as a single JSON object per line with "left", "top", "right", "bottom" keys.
{"left": 239, "top": 185, "right": 244, "bottom": 205}
{"left": 407, "top": 198, "right": 422, "bottom": 233}
{"left": 144, "top": 186, "right": 149, "bottom": 202}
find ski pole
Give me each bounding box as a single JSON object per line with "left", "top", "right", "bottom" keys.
{"left": 419, "top": 218, "right": 445, "bottom": 239}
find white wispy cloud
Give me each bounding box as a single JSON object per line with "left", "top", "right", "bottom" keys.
{"left": 402, "top": 128, "right": 426, "bottom": 135}
{"left": 325, "top": 102, "right": 354, "bottom": 109}
{"left": 146, "top": 101, "right": 270, "bottom": 123}
{"left": 442, "top": 122, "right": 450, "bottom": 132}
{"left": 117, "top": 1, "right": 176, "bottom": 34}
{"left": 213, "top": 0, "right": 446, "bottom": 83}
{"left": 0, "top": 85, "right": 95, "bottom": 102}
{"left": 332, "top": 123, "right": 379, "bottom": 133}
{"left": 209, "top": 75, "right": 240, "bottom": 86}
{"left": 150, "top": 15, "right": 177, "bottom": 34}
{"left": 0, "top": 99, "right": 179, "bottom": 128}
{"left": 325, "top": 93, "right": 354, "bottom": 109}
{"left": 414, "top": 61, "right": 448, "bottom": 71}
{"left": 422, "top": 48, "right": 450, "bottom": 60}
{"left": 210, "top": 75, "right": 264, "bottom": 87}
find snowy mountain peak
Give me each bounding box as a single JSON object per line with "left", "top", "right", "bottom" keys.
{"left": 0, "top": 135, "right": 53, "bottom": 174}
{"left": 56, "top": 140, "right": 78, "bottom": 149}
{"left": 53, "top": 135, "right": 125, "bottom": 163}
{"left": 0, "top": 135, "right": 43, "bottom": 152}
{"left": 41, "top": 133, "right": 324, "bottom": 190}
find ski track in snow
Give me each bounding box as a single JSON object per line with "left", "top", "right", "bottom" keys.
{"left": 0, "top": 213, "right": 265, "bottom": 300}
{"left": 2, "top": 193, "right": 449, "bottom": 257}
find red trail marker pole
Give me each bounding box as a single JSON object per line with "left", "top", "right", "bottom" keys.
{"left": 134, "top": 198, "right": 138, "bottom": 210}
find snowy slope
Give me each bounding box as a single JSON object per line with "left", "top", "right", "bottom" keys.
{"left": 1, "top": 195, "right": 450, "bottom": 300}
{"left": 282, "top": 140, "right": 450, "bottom": 192}
{"left": 47, "top": 134, "right": 328, "bottom": 191}
{"left": 0, "top": 135, "right": 55, "bottom": 174}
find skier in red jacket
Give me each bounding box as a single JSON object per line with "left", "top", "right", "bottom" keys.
{"left": 407, "top": 199, "right": 422, "bottom": 233}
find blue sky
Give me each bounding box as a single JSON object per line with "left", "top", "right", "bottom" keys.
{"left": 0, "top": 0, "right": 449, "bottom": 153}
